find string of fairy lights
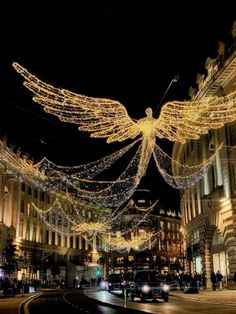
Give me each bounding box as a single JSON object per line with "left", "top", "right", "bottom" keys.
{"left": 153, "top": 142, "right": 223, "bottom": 189}
{"left": 35, "top": 139, "right": 140, "bottom": 179}
{"left": 36, "top": 141, "right": 143, "bottom": 208}
{"left": 30, "top": 195, "right": 160, "bottom": 251}
{"left": 31, "top": 197, "right": 157, "bottom": 236}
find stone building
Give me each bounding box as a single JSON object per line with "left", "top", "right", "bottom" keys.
{"left": 0, "top": 138, "right": 109, "bottom": 286}
{"left": 172, "top": 21, "right": 236, "bottom": 289}
{"left": 109, "top": 189, "right": 183, "bottom": 274}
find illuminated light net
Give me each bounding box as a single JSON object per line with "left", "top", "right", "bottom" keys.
{"left": 153, "top": 142, "right": 223, "bottom": 189}
{"left": 13, "top": 62, "right": 236, "bottom": 207}
{"left": 31, "top": 197, "right": 156, "bottom": 238}
{"left": 31, "top": 198, "right": 111, "bottom": 237}
{"left": 35, "top": 139, "right": 140, "bottom": 179}
{"left": 35, "top": 140, "right": 143, "bottom": 207}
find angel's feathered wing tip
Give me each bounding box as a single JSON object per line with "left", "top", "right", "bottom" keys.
{"left": 12, "top": 62, "right": 24, "bottom": 73}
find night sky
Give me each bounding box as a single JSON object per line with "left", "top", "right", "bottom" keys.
{"left": 0, "top": 1, "right": 235, "bottom": 210}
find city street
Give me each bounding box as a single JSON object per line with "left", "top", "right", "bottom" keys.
{"left": 85, "top": 287, "right": 236, "bottom": 314}
{"left": 1, "top": 287, "right": 236, "bottom": 314}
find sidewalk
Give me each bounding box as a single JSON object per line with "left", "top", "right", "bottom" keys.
{"left": 0, "top": 291, "right": 41, "bottom": 314}
{"left": 170, "top": 288, "right": 236, "bottom": 304}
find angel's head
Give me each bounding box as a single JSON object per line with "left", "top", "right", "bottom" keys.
{"left": 145, "top": 107, "right": 153, "bottom": 118}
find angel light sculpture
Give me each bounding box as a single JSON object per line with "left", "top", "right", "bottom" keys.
{"left": 12, "top": 62, "right": 236, "bottom": 207}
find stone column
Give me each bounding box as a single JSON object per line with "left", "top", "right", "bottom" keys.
{"left": 202, "top": 139, "right": 210, "bottom": 195}
{"left": 203, "top": 240, "right": 212, "bottom": 290}
{"left": 226, "top": 244, "right": 236, "bottom": 289}
{"left": 3, "top": 176, "right": 17, "bottom": 227}
{"left": 0, "top": 172, "right": 5, "bottom": 223}
{"left": 15, "top": 181, "right": 20, "bottom": 238}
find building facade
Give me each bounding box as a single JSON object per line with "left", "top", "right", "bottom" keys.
{"left": 109, "top": 189, "right": 183, "bottom": 274}
{"left": 173, "top": 21, "right": 236, "bottom": 289}
{"left": 0, "top": 139, "right": 109, "bottom": 286}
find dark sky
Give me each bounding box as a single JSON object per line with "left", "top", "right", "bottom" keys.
{"left": 0, "top": 1, "right": 235, "bottom": 210}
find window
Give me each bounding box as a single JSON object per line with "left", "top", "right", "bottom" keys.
{"left": 26, "top": 223, "right": 30, "bottom": 241}
{"left": 46, "top": 230, "right": 49, "bottom": 244}
{"left": 33, "top": 227, "right": 36, "bottom": 242}
{"left": 39, "top": 229, "right": 43, "bottom": 243}
{"left": 52, "top": 232, "right": 55, "bottom": 245}
{"left": 75, "top": 236, "right": 79, "bottom": 249}
{"left": 34, "top": 189, "right": 38, "bottom": 199}
{"left": 21, "top": 200, "right": 25, "bottom": 213}
{"left": 21, "top": 183, "right": 25, "bottom": 192}
{"left": 58, "top": 235, "right": 61, "bottom": 247}
{"left": 70, "top": 236, "right": 73, "bottom": 248}
{"left": 27, "top": 186, "right": 32, "bottom": 196}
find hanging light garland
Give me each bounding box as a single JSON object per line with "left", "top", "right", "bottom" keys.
{"left": 153, "top": 142, "right": 223, "bottom": 189}
{"left": 12, "top": 62, "right": 236, "bottom": 207}
{"left": 30, "top": 194, "right": 156, "bottom": 239}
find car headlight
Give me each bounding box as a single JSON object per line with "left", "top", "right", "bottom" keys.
{"left": 141, "top": 284, "right": 152, "bottom": 293}
{"left": 100, "top": 281, "right": 107, "bottom": 289}
{"left": 162, "top": 284, "right": 169, "bottom": 292}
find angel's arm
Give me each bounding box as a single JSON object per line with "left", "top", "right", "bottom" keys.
{"left": 155, "top": 90, "right": 236, "bottom": 143}
{"left": 13, "top": 62, "right": 140, "bottom": 143}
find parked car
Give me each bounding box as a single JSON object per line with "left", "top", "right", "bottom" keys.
{"left": 129, "top": 269, "right": 169, "bottom": 302}
{"left": 107, "top": 273, "right": 125, "bottom": 292}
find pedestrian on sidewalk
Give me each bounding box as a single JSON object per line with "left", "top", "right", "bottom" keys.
{"left": 12, "top": 278, "right": 18, "bottom": 297}
{"left": 216, "top": 270, "right": 223, "bottom": 290}
{"left": 202, "top": 271, "right": 207, "bottom": 290}
{"left": 2, "top": 277, "right": 10, "bottom": 297}
{"left": 210, "top": 271, "right": 217, "bottom": 291}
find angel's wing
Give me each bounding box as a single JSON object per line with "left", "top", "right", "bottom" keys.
{"left": 155, "top": 90, "right": 236, "bottom": 143}
{"left": 13, "top": 62, "right": 140, "bottom": 143}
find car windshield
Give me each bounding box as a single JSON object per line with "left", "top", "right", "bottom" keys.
{"left": 108, "top": 274, "right": 123, "bottom": 282}
{"left": 134, "top": 271, "right": 160, "bottom": 283}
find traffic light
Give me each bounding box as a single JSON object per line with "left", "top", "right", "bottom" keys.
{"left": 96, "top": 268, "right": 101, "bottom": 276}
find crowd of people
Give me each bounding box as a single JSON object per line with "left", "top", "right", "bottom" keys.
{"left": 165, "top": 270, "right": 225, "bottom": 293}
{"left": 176, "top": 270, "right": 225, "bottom": 292}
{"left": 1, "top": 277, "right": 21, "bottom": 297}
{"left": 210, "top": 270, "right": 224, "bottom": 290}
{"left": 0, "top": 277, "right": 41, "bottom": 297}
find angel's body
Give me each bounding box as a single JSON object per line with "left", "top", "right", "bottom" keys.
{"left": 136, "top": 107, "right": 157, "bottom": 178}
